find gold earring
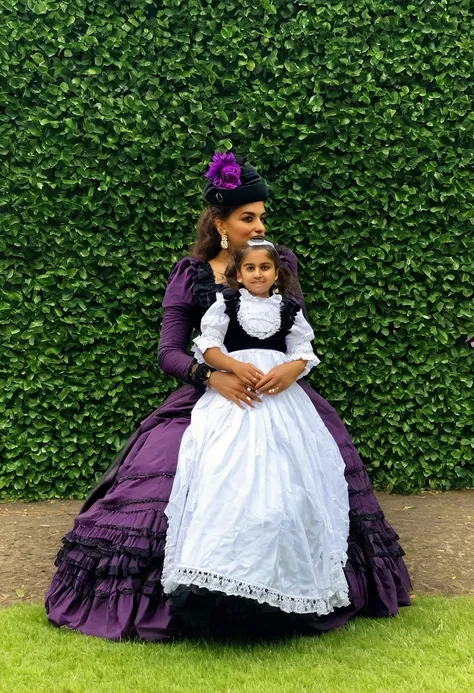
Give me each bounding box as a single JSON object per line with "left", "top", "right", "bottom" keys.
{"left": 221, "top": 232, "right": 229, "bottom": 250}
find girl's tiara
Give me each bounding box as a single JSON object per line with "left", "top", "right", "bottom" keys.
{"left": 247, "top": 237, "right": 275, "bottom": 248}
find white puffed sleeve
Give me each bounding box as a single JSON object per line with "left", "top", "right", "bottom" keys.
{"left": 192, "top": 293, "right": 230, "bottom": 364}
{"left": 285, "top": 309, "right": 320, "bottom": 378}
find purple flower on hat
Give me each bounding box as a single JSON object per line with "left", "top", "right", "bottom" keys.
{"left": 205, "top": 151, "right": 242, "bottom": 190}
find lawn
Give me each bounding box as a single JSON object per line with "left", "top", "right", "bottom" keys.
{"left": 1, "top": 596, "right": 473, "bottom": 693}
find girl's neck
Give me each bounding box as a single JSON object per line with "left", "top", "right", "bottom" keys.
{"left": 242, "top": 286, "right": 271, "bottom": 298}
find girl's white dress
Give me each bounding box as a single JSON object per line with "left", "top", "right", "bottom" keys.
{"left": 162, "top": 289, "right": 350, "bottom": 615}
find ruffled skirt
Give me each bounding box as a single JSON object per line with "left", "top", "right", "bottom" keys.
{"left": 163, "top": 349, "right": 350, "bottom": 616}
{"left": 45, "top": 380, "right": 411, "bottom": 640}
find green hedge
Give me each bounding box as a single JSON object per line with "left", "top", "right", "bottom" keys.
{"left": 1, "top": 0, "right": 473, "bottom": 499}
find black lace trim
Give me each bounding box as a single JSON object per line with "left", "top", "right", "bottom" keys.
{"left": 344, "top": 466, "right": 367, "bottom": 477}
{"left": 74, "top": 520, "right": 166, "bottom": 537}
{"left": 57, "top": 543, "right": 166, "bottom": 566}
{"left": 280, "top": 298, "right": 300, "bottom": 333}
{"left": 353, "top": 526, "right": 399, "bottom": 539}
{"left": 58, "top": 541, "right": 166, "bottom": 561}
{"left": 371, "top": 548, "right": 405, "bottom": 559}
{"left": 193, "top": 261, "right": 219, "bottom": 311}
{"left": 348, "top": 487, "right": 373, "bottom": 497}
{"left": 349, "top": 510, "right": 385, "bottom": 522}
{"left": 63, "top": 524, "right": 166, "bottom": 556}
{"left": 114, "top": 472, "right": 175, "bottom": 485}
{"left": 92, "top": 585, "right": 163, "bottom": 598}
{"left": 99, "top": 497, "right": 168, "bottom": 509}
{"left": 55, "top": 576, "right": 165, "bottom": 599}
{"left": 188, "top": 361, "right": 216, "bottom": 388}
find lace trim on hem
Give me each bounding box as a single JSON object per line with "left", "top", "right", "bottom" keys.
{"left": 162, "top": 562, "right": 350, "bottom": 616}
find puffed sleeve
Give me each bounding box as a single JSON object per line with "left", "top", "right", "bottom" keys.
{"left": 191, "top": 293, "right": 230, "bottom": 364}
{"left": 157, "top": 257, "right": 198, "bottom": 382}
{"left": 285, "top": 308, "right": 320, "bottom": 379}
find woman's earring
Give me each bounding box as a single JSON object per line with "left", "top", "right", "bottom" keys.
{"left": 272, "top": 283, "right": 280, "bottom": 294}
{"left": 221, "top": 232, "right": 229, "bottom": 250}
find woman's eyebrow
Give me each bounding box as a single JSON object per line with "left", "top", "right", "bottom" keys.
{"left": 239, "top": 212, "right": 267, "bottom": 217}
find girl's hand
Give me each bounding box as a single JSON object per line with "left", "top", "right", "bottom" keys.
{"left": 231, "top": 361, "right": 265, "bottom": 388}
{"left": 207, "top": 371, "right": 262, "bottom": 409}
{"left": 255, "top": 361, "right": 306, "bottom": 396}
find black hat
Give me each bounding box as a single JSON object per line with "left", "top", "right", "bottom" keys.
{"left": 203, "top": 151, "right": 269, "bottom": 207}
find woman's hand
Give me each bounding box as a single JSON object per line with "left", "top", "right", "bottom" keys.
{"left": 231, "top": 361, "right": 265, "bottom": 388}
{"left": 255, "top": 360, "right": 306, "bottom": 396}
{"left": 207, "top": 371, "right": 262, "bottom": 409}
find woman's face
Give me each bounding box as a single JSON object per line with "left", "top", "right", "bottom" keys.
{"left": 217, "top": 202, "right": 267, "bottom": 250}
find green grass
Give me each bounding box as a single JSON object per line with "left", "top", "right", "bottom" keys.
{"left": 0, "top": 597, "right": 473, "bottom": 693}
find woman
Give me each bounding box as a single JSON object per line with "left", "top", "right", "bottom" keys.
{"left": 45, "top": 152, "right": 411, "bottom": 641}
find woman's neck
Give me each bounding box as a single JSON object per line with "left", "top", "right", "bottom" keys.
{"left": 211, "top": 249, "right": 233, "bottom": 265}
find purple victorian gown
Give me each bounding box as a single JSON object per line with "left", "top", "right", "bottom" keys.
{"left": 45, "top": 248, "right": 411, "bottom": 640}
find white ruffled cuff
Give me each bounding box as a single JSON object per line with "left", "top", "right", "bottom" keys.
{"left": 286, "top": 346, "right": 320, "bottom": 379}
{"left": 192, "top": 328, "right": 226, "bottom": 364}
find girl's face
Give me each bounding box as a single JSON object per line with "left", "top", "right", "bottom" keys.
{"left": 237, "top": 249, "right": 278, "bottom": 297}
{"left": 217, "top": 202, "right": 267, "bottom": 250}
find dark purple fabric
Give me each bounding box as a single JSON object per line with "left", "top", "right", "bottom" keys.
{"left": 45, "top": 248, "right": 411, "bottom": 641}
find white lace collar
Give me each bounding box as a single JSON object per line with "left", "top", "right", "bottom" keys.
{"left": 237, "top": 288, "right": 282, "bottom": 339}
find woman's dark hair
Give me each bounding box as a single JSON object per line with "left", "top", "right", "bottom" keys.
{"left": 224, "top": 240, "right": 300, "bottom": 298}
{"left": 191, "top": 205, "right": 241, "bottom": 261}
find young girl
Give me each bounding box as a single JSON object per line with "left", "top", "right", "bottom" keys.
{"left": 162, "top": 238, "right": 351, "bottom": 617}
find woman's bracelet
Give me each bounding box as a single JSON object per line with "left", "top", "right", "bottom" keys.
{"left": 188, "top": 361, "right": 216, "bottom": 388}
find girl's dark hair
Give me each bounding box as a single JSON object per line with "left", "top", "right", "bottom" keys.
{"left": 191, "top": 205, "right": 241, "bottom": 261}
{"left": 224, "top": 240, "right": 299, "bottom": 299}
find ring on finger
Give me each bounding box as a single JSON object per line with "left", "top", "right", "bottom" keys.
{"left": 268, "top": 388, "right": 275, "bottom": 393}
{"left": 246, "top": 386, "right": 252, "bottom": 391}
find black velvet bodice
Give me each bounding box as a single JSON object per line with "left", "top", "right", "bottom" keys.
{"left": 221, "top": 291, "right": 299, "bottom": 354}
